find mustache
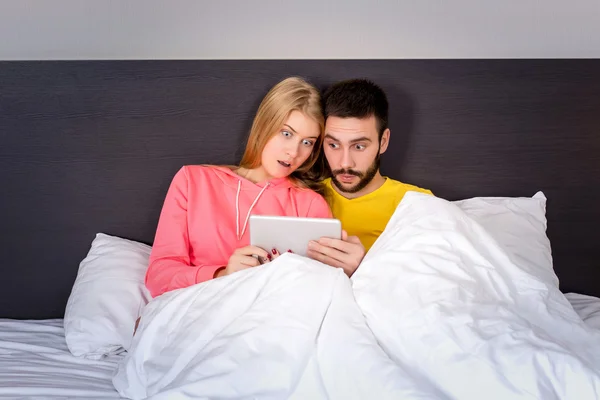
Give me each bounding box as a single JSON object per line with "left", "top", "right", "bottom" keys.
{"left": 332, "top": 168, "right": 363, "bottom": 178}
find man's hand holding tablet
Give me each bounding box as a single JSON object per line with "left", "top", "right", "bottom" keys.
{"left": 306, "top": 231, "right": 365, "bottom": 277}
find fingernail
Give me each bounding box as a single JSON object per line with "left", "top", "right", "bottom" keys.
{"left": 272, "top": 249, "right": 277, "bottom": 255}
{"left": 267, "top": 253, "right": 272, "bottom": 260}
{"left": 287, "top": 249, "right": 293, "bottom": 253}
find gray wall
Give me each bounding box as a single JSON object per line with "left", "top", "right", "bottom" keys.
{"left": 1, "top": 0, "right": 599, "bottom": 60}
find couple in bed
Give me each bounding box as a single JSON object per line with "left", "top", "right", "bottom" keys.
{"left": 144, "top": 76, "right": 432, "bottom": 299}
{"left": 120, "top": 77, "right": 600, "bottom": 400}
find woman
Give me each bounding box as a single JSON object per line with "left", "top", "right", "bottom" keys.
{"left": 145, "top": 77, "right": 332, "bottom": 298}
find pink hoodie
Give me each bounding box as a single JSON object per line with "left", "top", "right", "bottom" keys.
{"left": 145, "top": 165, "right": 332, "bottom": 297}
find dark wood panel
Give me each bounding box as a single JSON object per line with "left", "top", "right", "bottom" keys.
{"left": 1, "top": 60, "right": 599, "bottom": 318}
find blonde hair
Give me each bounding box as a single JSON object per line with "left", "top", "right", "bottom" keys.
{"left": 239, "top": 77, "right": 325, "bottom": 191}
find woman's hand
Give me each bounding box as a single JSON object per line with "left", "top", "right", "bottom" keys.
{"left": 219, "top": 245, "right": 273, "bottom": 277}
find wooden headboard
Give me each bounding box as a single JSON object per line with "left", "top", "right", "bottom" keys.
{"left": 1, "top": 60, "right": 599, "bottom": 318}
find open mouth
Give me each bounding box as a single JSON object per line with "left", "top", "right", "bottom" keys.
{"left": 278, "top": 160, "right": 291, "bottom": 168}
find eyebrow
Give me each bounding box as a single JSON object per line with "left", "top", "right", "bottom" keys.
{"left": 324, "top": 133, "right": 372, "bottom": 144}
{"left": 285, "top": 124, "right": 318, "bottom": 139}
{"left": 284, "top": 124, "right": 297, "bottom": 134}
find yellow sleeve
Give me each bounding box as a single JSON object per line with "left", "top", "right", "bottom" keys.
{"left": 404, "top": 184, "right": 433, "bottom": 197}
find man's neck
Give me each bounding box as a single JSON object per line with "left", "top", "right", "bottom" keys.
{"left": 332, "top": 171, "right": 386, "bottom": 200}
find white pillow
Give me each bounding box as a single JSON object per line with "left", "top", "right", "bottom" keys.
{"left": 565, "top": 293, "right": 600, "bottom": 331}
{"left": 452, "top": 191, "right": 557, "bottom": 287}
{"left": 64, "top": 233, "right": 152, "bottom": 359}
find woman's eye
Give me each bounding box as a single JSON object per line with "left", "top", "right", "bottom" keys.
{"left": 281, "top": 130, "right": 292, "bottom": 137}
{"left": 302, "top": 139, "right": 314, "bottom": 147}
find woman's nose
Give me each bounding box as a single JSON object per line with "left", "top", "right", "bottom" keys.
{"left": 286, "top": 144, "right": 298, "bottom": 158}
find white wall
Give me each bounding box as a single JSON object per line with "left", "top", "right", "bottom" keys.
{"left": 1, "top": 0, "right": 599, "bottom": 60}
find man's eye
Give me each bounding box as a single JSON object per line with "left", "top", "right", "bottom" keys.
{"left": 355, "top": 144, "right": 366, "bottom": 150}
{"left": 328, "top": 143, "right": 339, "bottom": 149}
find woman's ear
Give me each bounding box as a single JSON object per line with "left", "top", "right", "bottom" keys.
{"left": 379, "top": 128, "right": 391, "bottom": 154}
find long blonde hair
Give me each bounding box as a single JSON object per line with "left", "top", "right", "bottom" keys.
{"left": 239, "top": 77, "right": 325, "bottom": 192}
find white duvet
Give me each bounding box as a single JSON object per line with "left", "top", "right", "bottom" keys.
{"left": 114, "top": 193, "right": 600, "bottom": 400}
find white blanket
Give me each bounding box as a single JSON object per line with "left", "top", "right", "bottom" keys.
{"left": 113, "top": 255, "right": 438, "bottom": 399}
{"left": 114, "top": 193, "right": 600, "bottom": 399}
{"left": 353, "top": 193, "right": 600, "bottom": 400}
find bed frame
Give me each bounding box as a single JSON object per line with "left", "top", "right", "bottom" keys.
{"left": 1, "top": 60, "right": 599, "bottom": 319}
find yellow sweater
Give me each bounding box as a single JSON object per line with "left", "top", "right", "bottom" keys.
{"left": 324, "top": 177, "right": 432, "bottom": 252}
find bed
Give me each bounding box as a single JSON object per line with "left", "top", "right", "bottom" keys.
{"left": 1, "top": 59, "right": 600, "bottom": 398}
{"left": 1, "top": 294, "right": 600, "bottom": 399}
{"left": 0, "top": 319, "right": 122, "bottom": 399}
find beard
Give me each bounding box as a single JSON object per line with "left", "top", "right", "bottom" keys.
{"left": 331, "top": 153, "right": 380, "bottom": 194}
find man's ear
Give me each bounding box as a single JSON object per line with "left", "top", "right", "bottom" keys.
{"left": 379, "top": 128, "right": 391, "bottom": 154}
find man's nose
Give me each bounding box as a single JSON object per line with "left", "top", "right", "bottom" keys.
{"left": 340, "top": 149, "right": 354, "bottom": 169}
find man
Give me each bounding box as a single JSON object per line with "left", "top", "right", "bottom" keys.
{"left": 307, "top": 79, "right": 432, "bottom": 276}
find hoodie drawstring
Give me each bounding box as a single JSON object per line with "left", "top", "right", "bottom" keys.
{"left": 236, "top": 180, "right": 270, "bottom": 240}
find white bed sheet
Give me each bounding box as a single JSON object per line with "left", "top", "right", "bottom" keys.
{"left": 1, "top": 293, "right": 599, "bottom": 399}
{"left": 0, "top": 319, "right": 123, "bottom": 399}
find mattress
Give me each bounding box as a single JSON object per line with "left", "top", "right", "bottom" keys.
{"left": 1, "top": 294, "right": 599, "bottom": 399}
{"left": 0, "top": 319, "right": 122, "bottom": 399}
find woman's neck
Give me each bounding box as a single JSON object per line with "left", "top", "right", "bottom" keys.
{"left": 235, "top": 166, "right": 272, "bottom": 184}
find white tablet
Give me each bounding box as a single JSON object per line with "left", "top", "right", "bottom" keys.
{"left": 249, "top": 215, "right": 342, "bottom": 257}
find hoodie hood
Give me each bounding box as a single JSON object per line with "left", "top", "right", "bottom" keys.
{"left": 209, "top": 166, "right": 295, "bottom": 240}
{"left": 210, "top": 166, "right": 293, "bottom": 191}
